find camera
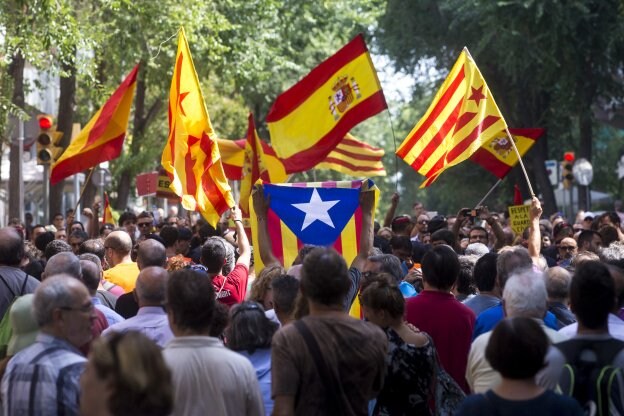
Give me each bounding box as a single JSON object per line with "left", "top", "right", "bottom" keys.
{"left": 461, "top": 208, "right": 481, "bottom": 218}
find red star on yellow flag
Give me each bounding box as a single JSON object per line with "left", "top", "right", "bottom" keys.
{"left": 468, "top": 85, "right": 486, "bottom": 106}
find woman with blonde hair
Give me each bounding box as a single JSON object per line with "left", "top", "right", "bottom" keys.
{"left": 80, "top": 331, "right": 173, "bottom": 416}
{"left": 248, "top": 264, "right": 285, "bottom": 312}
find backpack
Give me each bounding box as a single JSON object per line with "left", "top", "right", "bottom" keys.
{"left": 557, "top": 338, "right": 624, "bottom": 416}
{"left": 0, "top": 272, "right": 29, "bottom": 358}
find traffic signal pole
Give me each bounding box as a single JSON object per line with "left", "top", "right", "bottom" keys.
{"left": 42, "top": 164, "right": 50, "bottom": 225}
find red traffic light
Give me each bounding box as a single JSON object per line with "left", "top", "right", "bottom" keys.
{"left": 37, "top": 114, "right": 53, "bottom": 130}
{"left": 563, "top": 151, "right": 575, "bottom": 162}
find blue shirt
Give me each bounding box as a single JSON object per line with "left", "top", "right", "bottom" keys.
{"left": 473, "top": 303, "right": 558, "bottom": 340}
{"left": 1, "top": 333, "right": 86, "bottom": 416}
{"left": 92, "top": 296, "right": 125, "bottom": 326}
{"left": 238, "top": 348, "right": 273, "bottom": 416}
{"left": 102, "top": 306, "right": 173, "bottom": 347}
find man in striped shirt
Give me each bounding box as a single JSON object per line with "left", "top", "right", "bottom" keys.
{"left": 1, "top": 275, "right": 96, "bottom": 415}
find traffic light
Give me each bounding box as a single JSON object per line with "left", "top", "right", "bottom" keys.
{"left": 36, "top": 115, "right": 63, "bottom": 165}
{"left": 562, "top": 151, "right": 575, "bottom": 189}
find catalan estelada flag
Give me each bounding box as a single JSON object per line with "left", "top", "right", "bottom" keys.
{"left": 161, "top": 28, "right": 234, "bottom": 227}
{"left": 470, "top": 128, "right": 544, "bottom": 179}
{"left": 239, "top": 113, "right": 288, "bottom": 215}
{"left": 315, "top": 133, "right": 386, "bottom": 177}
{"left": 102, "top": 192, "right": 115, "bottom": 225}
{"left": 219, "top": 134, "right": 384, "bottom": 179}
{"left": 250, "top": 180, "right": 377, "bottom": 272}
{"left": 267, "top": 34, "right": 387, "bottom": 173}
{"left": 396, "top": 48, "right": 508, "bottom": 188}
{"left": 50, "top": 64, "right": 139, "bottom": 185}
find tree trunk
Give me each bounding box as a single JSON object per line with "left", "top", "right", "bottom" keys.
{"left": 8, "top": 52, "right": 25, "bottom": 222}
{"left": 115, "top": 170, "right": 132, "bottom": 211}
{"left": 50, "top": 52, "right": 76, "bottom": 220}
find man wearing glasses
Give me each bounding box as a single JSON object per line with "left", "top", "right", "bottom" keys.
{"left": 136, "top": 211, "right": 154, "bottom": 241}
{"left": 1, "top": 275, "right": 96, "bottom": 415}
{"left": 557, "top": 237, "right": 578, "bottom": 267}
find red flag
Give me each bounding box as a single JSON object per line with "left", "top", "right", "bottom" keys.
{"left": 51, "top": 65, "right": 139, "bottom": 184}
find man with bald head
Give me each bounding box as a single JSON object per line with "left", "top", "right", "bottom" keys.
{"left": 114, "top": 238, "right": 167, "bottom": 319}
{"left": 0, "top": 227, "right": 39, "bottom": 320}
{"left": 103, "top": 266, "right": 173, "bottom": 347}
{"left": 43, "top": 251, "right": 82, "bottom": 280}
{"left": 103, "top": 230, "right": 140, "bottom": 292}
{"left": 137, "top": 238, "right": 167, "bottom": 269}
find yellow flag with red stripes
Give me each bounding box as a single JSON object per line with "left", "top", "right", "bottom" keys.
{"left": 161, "top": 28, "right": 234, "bottom": 227}
{"left": 396, "top": 48, "right": 508, "bottom": 187}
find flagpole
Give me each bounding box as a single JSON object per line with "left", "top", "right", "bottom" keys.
{"left": 504, "top": 127, "right": 535, "bottom": 197}
{"left": 385, "top": 108, "right": 400, "bottom": 192}
{"left": 73, "top": 168, "right": 96, "bottom": 215}
{"left": 475, "top": 179, "right": 503, "bottom": 208}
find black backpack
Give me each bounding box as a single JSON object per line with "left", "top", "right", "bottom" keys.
{"left": 557, "top": 338, "right": 624, "bottom": 416}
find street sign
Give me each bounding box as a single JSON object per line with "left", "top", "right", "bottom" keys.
{"left": 573, "top": 158, "right": 593, "bottom": 186}
{"left": 545, "top": 160, "right": 558, "bottom": 186}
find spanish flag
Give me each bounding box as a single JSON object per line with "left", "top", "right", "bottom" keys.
{"left": 396, "top": 48, "right": 508, "bottom": 187}
{"left": 50, "top": 64, "right": 139, "bottom": 185}
{"left": 239, "top": 113, "right": 288, "bottom": 215}
{"left": 161, "top": 28, "right": 235, "bottom": 227}
{"left": 470, "top": 128, "right": 544, "bottom": 179}
{"left": 267, "top": 34, "right": 387, "bottom": 173}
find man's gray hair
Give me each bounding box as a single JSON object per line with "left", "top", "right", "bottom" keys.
{"left": 503, "top": 268, "right": 547, "bottom": 318}
{"left": 211, "top": 237, "right": 235, "bottom": 275}
{"left": 367, "top": 254, "right": 404, "bottom": 283}
{"left": 45, "top": 252, "right": 81, "bottom": 279}
{"left": 33, "top": 274, "right": 82, "bottom": 327}
{"left": 465, "top": 243, "right": 489, "bottom": 258}
{"left": 545, "top": 266, "right": 571, "bottom": 301}
{"left": 496, "top": 246, "right": 532, "bottom": 290}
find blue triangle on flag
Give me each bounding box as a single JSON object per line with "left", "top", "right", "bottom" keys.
{"left": 264, "top": 184, "right": 360, "bottom": 246}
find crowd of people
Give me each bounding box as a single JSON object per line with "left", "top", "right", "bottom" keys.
{"left": 0, "top": 187, "right": 623, "bottom": 415}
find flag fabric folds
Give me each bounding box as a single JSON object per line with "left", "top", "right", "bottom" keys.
{"left": 470, "top": 128, "right": 544, "bottom": 179}
{"left": 103, "top": 192, "right": 115, "bottom": 225}
{"left": 315, "top": 133, "right": 386, "bottom": 177}
{"left": 50, "top": 64, "right": 139, "bottom": 185}
{"left": 218, "top": 139, "right": 247, "bottom": 180}
{"left": 250, "top": 180, "right": 377, "bottom": 272}
{"left": 266, "top": 34, "right": 387, "bottom": 173}
{"left": 161, "top": 28, "right": 235, "bottom": 227}
{"left": 218, "top": 133, "right": 385, "bottom": 180}
{"left": 396, "top": 48, "right": 508, "bottom": 188}
{"left": 239, "top": 114, "right": 288, "bottom": 215}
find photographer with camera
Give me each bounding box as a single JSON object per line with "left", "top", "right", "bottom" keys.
{"left": 452, "top": 206, "right": 506, "bottom": 253}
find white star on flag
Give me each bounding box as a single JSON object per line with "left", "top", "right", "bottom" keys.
{"left": 292, "top": 188, "right": 340, "bottom": 231}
